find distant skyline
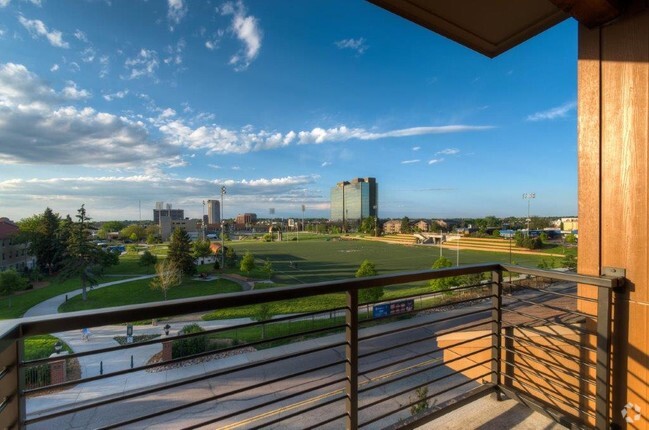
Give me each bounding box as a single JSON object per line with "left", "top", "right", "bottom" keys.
{"left": 0, "top": 1, "right": 577, "bottom": 221}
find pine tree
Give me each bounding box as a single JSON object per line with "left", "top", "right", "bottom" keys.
{"left": 168, "top": 227, "right": 197, "bottom": 275}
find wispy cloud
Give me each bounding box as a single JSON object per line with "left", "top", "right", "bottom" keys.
{"left": 412, "top": 146, "right": 420, "bottom": 151}
{"left": 50, "top": 63, "right": 59, "bottom": 72}
{"left": 18, "top": 16, "right": 69, "bottom": 48}
{"left": 321, "top": 161, "right": 331, "bottom": 167}
{"left": 428, "top": 158, "right": 444, "bottom": 165}
{"left": 167, "top": 0, "right": 187, "bottom": 30}
{"left": 436, "top": 148, "right": 459, "bottom": 155}
{"left": 123, "top": 49, "right": 159, "bottom": 80}
{"left": 103, "top": 89, "right": 128, "bottom": 101}
{"left": 401, "top": 159, "right": 420, "bottom": 164}
{"left": 335, "top": 38, "right": 367, "bottom": 55}
{"left": 159, "top": 122, "right": 493, "bottom": 155}
{"left": 221, "top": 1, "right": 262, "bottom": 71}
{"left": 526, "top": 101, "right": 576, "bottom": 121}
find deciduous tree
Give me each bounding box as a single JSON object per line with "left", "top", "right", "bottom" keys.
{"left": 150, "top": 259, "right": 182, "bottom": 300}
{"left": 355, "top": 259, "right": 383, "bottom": 303}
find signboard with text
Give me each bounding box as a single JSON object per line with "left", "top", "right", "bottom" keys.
{"left": 373, "top": 299, "right": 415, "bottom": 318}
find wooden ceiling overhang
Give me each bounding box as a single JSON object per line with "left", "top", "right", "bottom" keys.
{"left": 369, "top": 0, "right": 628, "bottom": 58}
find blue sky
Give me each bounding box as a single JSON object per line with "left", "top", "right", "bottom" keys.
{"left": 0, "top": 0, "right": 578, "bottom": 221}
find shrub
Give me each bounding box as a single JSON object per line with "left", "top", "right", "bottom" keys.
{"left": 0, "top": 270, "right": 30, "bottom": 295}
{"left": 172, "top": 324, "right": 207, "bottom": 359}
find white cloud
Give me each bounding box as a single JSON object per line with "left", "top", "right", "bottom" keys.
{"left": 526, "top": 101, "right": 576, "bottom": 121}
{"left": 0, "top": 0, "right": 10, "bottom": 7}
{"left": 436, "top": 148, "right": 459, "bottom": 155}
{"left": 124, "top": 49, "right": 159, "bottom": 80}
{"left": 74, "top": 29, "right": 88, "bottom": 42}
{"left": 0, "top": 62, "right": 178, "bottom": 168}
{"left": 25, "top": 0, "right": 41, "bottom": 5}
{"left": 50, "top": 63, "right": 59, "bottom": 72}
{"left": 81, "top": 47, "right": 96, "bottom": 63}
{"left": 428, "top": 158, "right": 444, "bottom": 165}
{"left": 232, "top": 166, "right": 240, "bottom": 170}
{"left": 205, "top": 40, "right": 216, "bottom": 50}
{"left": 401, "top": 159, "right": 420, "bottom": 164}
{"left": 335, "top": 38, "right": 367, "bottom": 55}
{"left": 98, "top": 55, "right": 109, "bottom": 78}
{"left": 412, "top": 146, "right": 420, "bottom": 151}
{"left": 18, "top": 16, "right": 69, "bottom": 48}
{"left": 164, "top": 39, "right": 185, "bottom": 65}
{"left": 321, "top": 161, "right": 331, "bottom": 167}
{"left": 69, "top": 62, "right": 80, "bottom": 72}
{"left": 61, "top": 81, "right": 91, "bottom": 100}
{"left": 157, "top": 121, "right": 492, "bottom": 155}
{"left": 103, "top": 90, "right": 128, "bottom": 101}
{"left": 167, "top": 0, "right": 187, "bottom": 29}
{"left": 221, "top": 1, "right": 262, "bottom": 71}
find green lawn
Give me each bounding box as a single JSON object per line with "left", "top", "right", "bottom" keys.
{"left": 0, "top": 277, "right": 96, "bottom": 320}
{"left": 58, "top": 277, "right": 243, "bottom": 312}
{"left": 228, "top": 238, "right": 548, "bottom": 286}
{"left": 24, "top": 334, "right": 72, "bottom": 360}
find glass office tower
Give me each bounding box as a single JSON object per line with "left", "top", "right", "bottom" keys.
{"left": 330, "top": 177, "right": 378, "bottom": 222}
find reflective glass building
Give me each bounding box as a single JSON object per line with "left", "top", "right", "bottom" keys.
{"left": 330, "top": 177, "right": 378, "bottom": 222}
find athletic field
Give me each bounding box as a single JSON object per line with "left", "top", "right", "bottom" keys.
{"left": 229, "top": 238, "right": 550, "bottom": 286}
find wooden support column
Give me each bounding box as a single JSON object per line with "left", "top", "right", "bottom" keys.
{"left": 578, "top": 4, "right": 649, "bottom": 428}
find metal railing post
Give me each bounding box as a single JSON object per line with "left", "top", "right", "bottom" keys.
{"left": 0, "top": 338, "right": 20, "bottom": 429}
{"left": 595, "top": 286, "right": 613, "bottom": 429}
{"left": 491, "top": 269, "right": 503, "bottom": 389}
{"left": 345, "top": 288, "right": 359, "bottom": 429}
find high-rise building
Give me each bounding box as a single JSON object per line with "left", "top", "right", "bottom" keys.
{"left": 207, "top": 200, "right": 220, "bottom": 224}
{"left": 153, "top": 202, "right": 184, "bottom": 223}
{"left": 330, "top": 177, "right": 378, "bottom": 222}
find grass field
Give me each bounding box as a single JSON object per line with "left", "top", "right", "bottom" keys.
{"left": 58, "top": 277, "right": 242, "bottom": 313}
{"left": 228, "top": 238, "right": 548, "bottom": 286}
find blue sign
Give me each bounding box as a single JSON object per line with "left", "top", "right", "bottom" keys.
{"left": 373, "top": 299, "right": 415, "bottom": 318}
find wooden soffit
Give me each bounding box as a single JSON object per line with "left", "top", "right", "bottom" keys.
{"left": 369, "top": 0, "right": 628, "bottom": 58}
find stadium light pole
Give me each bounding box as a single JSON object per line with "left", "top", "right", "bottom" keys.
{"left": 522, "top": 192, "right": 535, "bottom": 234}
{"left": 202, "top": 200, "right": 206, "bottom": 241}
{"left": 220, "top": 186, "right": 226, "bottom": 270}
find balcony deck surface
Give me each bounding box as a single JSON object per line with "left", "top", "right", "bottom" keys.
{"left": 418, "top": 394, "right": 566, "bottom": 429}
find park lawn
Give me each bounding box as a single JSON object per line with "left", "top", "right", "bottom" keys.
{"left": 24, "top": 334, "right": 73, "bottom": 360}
{"left": 103, "top": 245, "right": 169, "bottom": 276}
{"left": 58, "top": 277, "right": 243, "bottom": 313}
{"left": 0, "top": 277, "right": 98, "bottom": 320}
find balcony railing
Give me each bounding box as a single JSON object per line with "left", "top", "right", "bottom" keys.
{"left": 0, "top": 263, "right": 624, "bottom": 429}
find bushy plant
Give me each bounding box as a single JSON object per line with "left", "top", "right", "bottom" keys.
{"left": 172, "top": 324, "right": 207, "bottom": 358}
{"left": 0, "top": 269, "right": 30, "bottom": 295}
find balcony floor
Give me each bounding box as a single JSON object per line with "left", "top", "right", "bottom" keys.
{"left": 418, "top": 394, "right": 566, "bottom": 429}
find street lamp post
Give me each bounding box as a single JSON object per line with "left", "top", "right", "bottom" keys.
{"left": 202, "top": 200, "right": 206, "bottom": 241}
{"left": 522, "top": 193, "right": 536, "bottom": 234}
{"left": 220, "top": 186, "right": 226, "bottom": 271}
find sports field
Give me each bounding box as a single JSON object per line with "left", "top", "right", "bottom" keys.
{"left": 229, "top": 238, "right": 548, "bottom": 286}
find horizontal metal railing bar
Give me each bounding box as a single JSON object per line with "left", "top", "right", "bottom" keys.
{"left": 107, "top": 373, "right": 348, "bottom": 430}
{"left": 360, "top": 370, "right": 493, "bottom": 428}
{"left": 507, "top": 283, "right": 598, "bottom": 303}
{"left": 361, "top": 331, "right": 493, "bottom": 376}
{"left": 500, "top": 264, "right": 620, "bottom": 289}
{"left": 22, "top": 308, "right": 347, "bottom": 366}
{"left": 303, "top": 412, "right": 347, "bottom": 430}
{"left": 503, "top": 345, "right": 596, "bottom": 373}
{"left": 502, "top": 344, "right": 595, "bottom": 381}
{"left": 359, "top": 290, "right": 492, "bottom": 327}
{"left": 503, "top": 337, "right": 595, "bottom": 368}
{"left": 503, "top": 360, "right": 597, "bottom": 402}
{"left": 23, "top": 329, "right": 346, "bottom": 395}
{"left": 0, "top": 395, "right": 10, "bottom": 416}
{"left": 502, "top": 325, "right": 597, "bottom": 355}
{"left": 0, "top": 365, "right": 9, "bottom": 381}
{"left": 504, "top": 295, "right": 593, "bottom": 321}
{"left": 381, "top": 384, "right": 496, "bottom": 430}
{"left": 361, "top": 280, "right": 493, "bottom": 311}
{"left": 359, "top": 304, "right": 492, "bottom": 343}
{"left": 14, "top": 264, "right": 501, "bottom": 337}
{"left": 246, "top": 394, "right": 345, "bottom": 430}
{"left": 24, "top": 344, "right": 346, "bottom": 424}
{"left": 359, "top": 347, "right": 491, "bottom": 396}
{"left": 501, "top": 307, "right": 596, "bottom": 336}
{"left": 501, "top": 373, "right": 596, "bottom": 419}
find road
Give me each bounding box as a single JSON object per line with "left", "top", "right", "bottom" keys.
{"left": 27, "top": 304, "right": 493, "bottom": 430}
